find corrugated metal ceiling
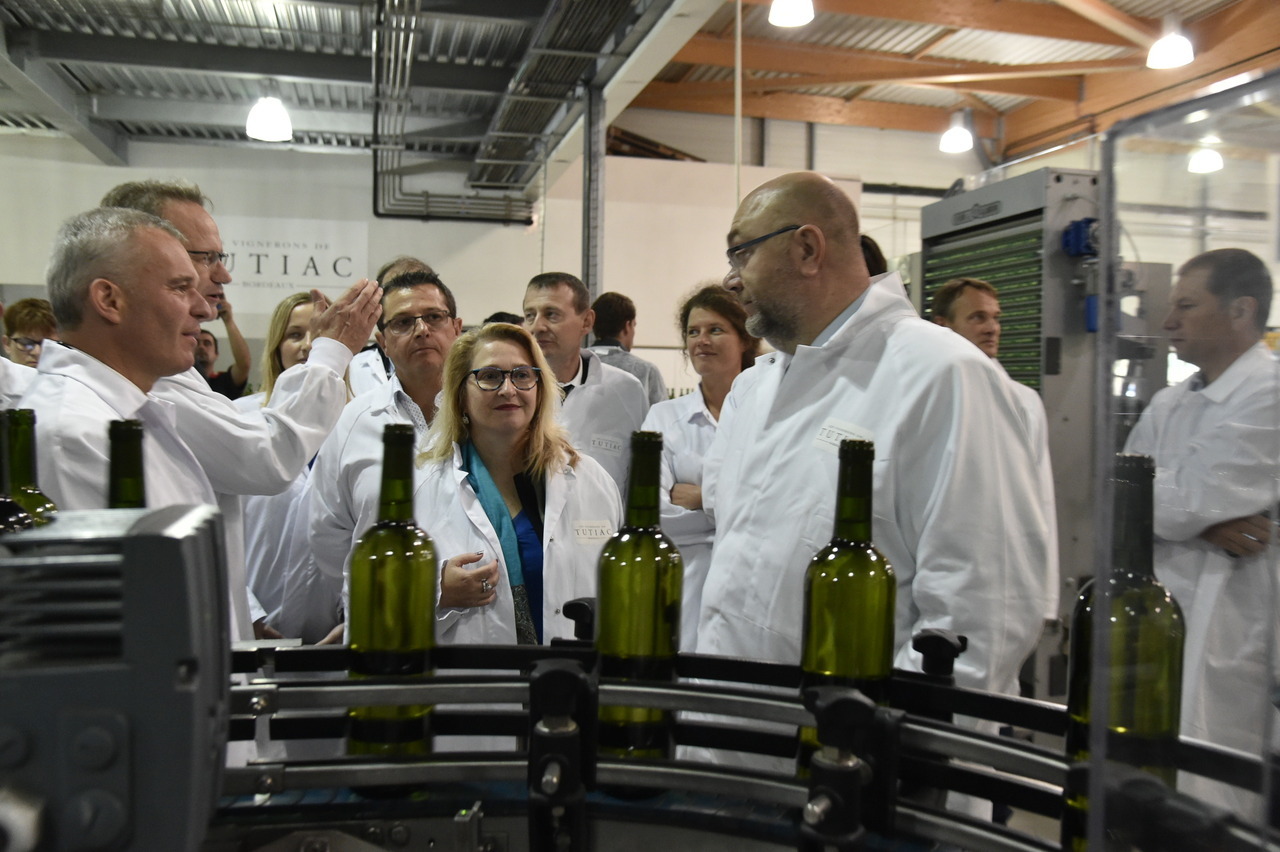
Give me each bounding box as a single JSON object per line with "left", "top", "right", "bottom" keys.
{"left": 0, "top": 0, "right": 1266, "bottom": 210}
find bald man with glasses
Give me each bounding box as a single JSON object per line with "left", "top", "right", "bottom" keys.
{"left": 694, "top": 174, "right": 1052, "bottom": 813}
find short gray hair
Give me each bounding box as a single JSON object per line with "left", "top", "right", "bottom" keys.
{"left": 46, "top": 207, "right": 184, "bottom": 329}
{"left": 100, "top": 179, "right": 209, "bottom": 219}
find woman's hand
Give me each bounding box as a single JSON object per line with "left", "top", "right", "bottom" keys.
{"left": 670, "top": 483, "right": 703, "bottom": 510}
{"left": 439, "top": 551, "right": 500, "bottom": 608}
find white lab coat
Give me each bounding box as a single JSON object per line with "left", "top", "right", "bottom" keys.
{"left": 699, "top": 275, "right": 1051, "bottom": 722}
{"left": 150, "top": 336, "right": 354, "bottom": 633}
{"left": 233, "top": 391, "right": 312, "bottom": 633}
{"left": 560, "top": 349, "right": 650, "bottom": 489}
{"left": 18, "top": 343, "right": 222, "bottom": 615}
{"left": 640, "top": 388, "right": 718, "bottom": 651}
{"left": 304, "top": 377, "right": 422, "bottom": 629}
{"left": 413, "top": 444, "right": 619, "bottom": 753}
{"left": 1124, "top": 342, "right": 1280, "bottom": 818}
{"left": 999, "top": 364, "right": 1060, "bottom": 620}
{"left": 0, "top": 357, "right": 35, "bottom": 409}
{"left": 589, "top": 344, "right": 668, "bottom": 405}
{"left": 348, "top": 347, "right": 391, "bottom": 397}
{"left": 418, "top": 444, "right": 622, "bottom": 646}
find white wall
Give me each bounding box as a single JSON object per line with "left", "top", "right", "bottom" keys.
{"left": 0, "top": 132, "right": 871, "bottom": 386}
{"left": 3, "top": 105, "right": 1276, "bottom": 386}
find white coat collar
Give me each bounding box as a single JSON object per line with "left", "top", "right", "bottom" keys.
{"left": 770, "top": 272, "right": 913, "bottom": 369}
{"left": 679, "top": 385, "right": 717, "bottom": 427}
{"left": 38, "top": 341, "right": 153, "bottom": 419}
{"left": 1197, "top": 341, "right": 1275, "bottom": 404}
{"left": 445, "top": 441, "right": 575, "bottom": 482}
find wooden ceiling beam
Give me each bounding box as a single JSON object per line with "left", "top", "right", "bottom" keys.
{"left": 910, "top": 29, "right": 959, "bottom": 61}
{"left": 738, "top": 0, "right": 1148, "bottom": 46}
{"left": 1001, "top": 0, "right": 1280, "bottom": 158}
{"left": 1046, "top": 0, "right": 1161, "bottom": 48}
{"left": 674, "top": 34, "right": 1142, "bottom": 82}
{"left": 932, "top": 77, "right": 1082, "bottom": 102}
{"left": 631, "top": 86, "right": 1000, "bottom": 137}
{"left": 640, "top": 73, "right": 1080, "bottom": 108}
{"left": 650, "top": 58, "right": 1138, "bottom": 99}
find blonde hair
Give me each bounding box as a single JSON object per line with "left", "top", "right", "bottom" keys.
{"left": 423, "top": 322, "right": 578, "bottom": 477}
{"left": 260, "top": 292, "right": 316, "bottom": 402}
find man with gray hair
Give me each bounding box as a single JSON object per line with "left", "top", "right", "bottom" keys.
{"left": 20, "top": 206, "right": 218, "bottom": 528}
{"left": 101, "top": 179, "right": 382, "bottom": 640}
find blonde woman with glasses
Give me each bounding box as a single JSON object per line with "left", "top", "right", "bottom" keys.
{"left": 417, "top": 323, "right": 621, "bottom": 648}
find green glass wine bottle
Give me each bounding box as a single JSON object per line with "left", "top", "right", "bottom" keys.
{"left": 4, "top": 409, "right": 57, "bottom": 525}
{"left": 107, "top": 420, "right": 147, "bottom": 509}
{"left": 0, "top": 411, "right": 33, "bottom": 533}
{"left": 596, "top": 431, "right": 684, "bottom": 759}
{"left": 1061, "top": 453, "right": 1184, "bottom": 851}
{"left": 797, "top": 439, "right": 895, "bottom": 771}
{"left": 347, "top": 423, "right": 435, "bottom": 757}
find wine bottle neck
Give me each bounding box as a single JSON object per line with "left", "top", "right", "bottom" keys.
{"left": 6, "top": 415, "right": 38, "bottom": 491}
{"left": 625, "top": 441, "right": 662, "bottom": 529}
{"left": 1112, "top": 476, "right": 1154, "bottom": 579}
{"left": 108, "top": 429, "right": 146, "bottom": 509}
{"left": 378, "top": 435, "right": 415, "bottom": 523}
{"left": 833, "top": 451, "right": 873, "bottom": 543}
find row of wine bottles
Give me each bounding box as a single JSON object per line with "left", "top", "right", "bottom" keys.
{"left": 346, "top": 427, "right": 1187, "bottom": 850}
{"left": 0, "top": 411, "right": 148, "bottom": 533}
{"left": 342, "top": 430, "right": 901, "bottom": 760}
{"left": 1, "top": 409, "right": 58, "bottom": 531}
{"left": 3, "top": 412, "right": 1182, "bottom": 846}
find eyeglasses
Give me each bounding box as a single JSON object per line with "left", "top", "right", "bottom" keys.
{"left": 188, "top": 250, "right": 230, "bottom": 267}
{"left": 10, "top": 337, "right": 46, "bottom": 352}
{"left": 470, "top": 366, "right": 541, "bottom": 391}
{"left": 384, "top": 311, "right": 454, "bottom": 336}
{"left": 726, "top": 224, "right": 801, "bottom": 271}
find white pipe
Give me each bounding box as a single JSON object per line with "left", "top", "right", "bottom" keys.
{"left": 734, "top": 0, "right": 743, "bottom": 204}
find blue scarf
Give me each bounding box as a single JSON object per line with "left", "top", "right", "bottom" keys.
{"left": 461, "top": 441, "right": 524, "bottom": 589}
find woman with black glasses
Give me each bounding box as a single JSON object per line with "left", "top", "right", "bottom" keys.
{"left": 417, "top": 322, "right": 621, "bottom": 647}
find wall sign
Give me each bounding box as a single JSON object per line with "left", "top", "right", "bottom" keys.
{"left": 218, "top": 216, "right": 369, "bottom": 314}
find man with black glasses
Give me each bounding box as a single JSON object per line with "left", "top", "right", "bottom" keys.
{"left": 695, "top": 174, "right": 1051, "bottom": 811}
{"left": 305, "top": 270, "right": 464, "bottom": 642}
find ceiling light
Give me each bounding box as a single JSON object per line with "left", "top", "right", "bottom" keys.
{"left": 246, "top": 96, "right": 292, "bottom": 142}
{"left": 1187, "top": 146, "right": 1223, "bottom": 174}
{"left": 1147, "top": 17, "right": 1194, "bottom": 69}
{"left": 768, "top": 0, "right": 814, "bottom": 27}
{"left": 939, "top": 111, "right": 973, "bottom": 154}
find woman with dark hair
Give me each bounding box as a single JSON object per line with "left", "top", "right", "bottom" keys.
{"left": 418, "top": 322, "right": 622, "bottom": 646}
{"left": 639, "top": 285, "right": 760, "bottom": 648}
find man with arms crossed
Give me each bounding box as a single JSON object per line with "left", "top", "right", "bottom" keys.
{"left": 1123, "top": 248, "right": 1280, "bottom": 818}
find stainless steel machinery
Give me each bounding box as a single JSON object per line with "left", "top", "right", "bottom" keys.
{"left": 921, "top": 170, "right": 1172, "bottom": 699}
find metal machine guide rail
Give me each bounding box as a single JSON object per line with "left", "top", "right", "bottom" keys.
{"left": 211, "top": 640, "right": 1280, "bottom": 852}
